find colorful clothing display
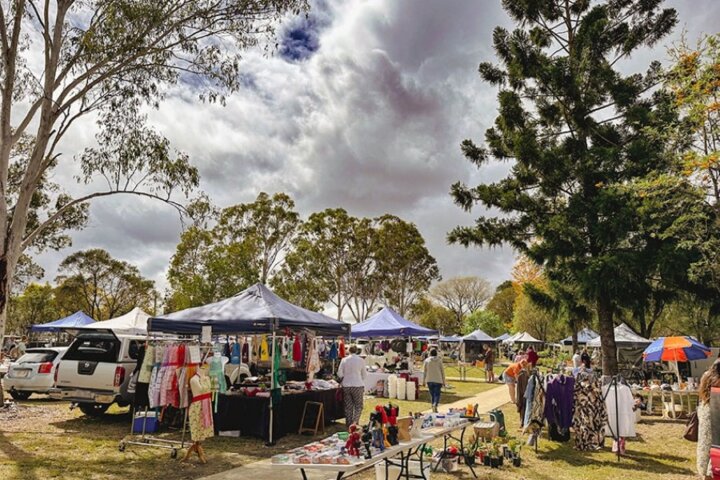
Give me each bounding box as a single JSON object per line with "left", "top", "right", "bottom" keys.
{"left": 544, "top": 375, "right": 575, "bottom": 442}
{"left": 293, "top": 336, "right": 302, "bottom": 362}
{"left": 189, "top": 374, "right": 214, "bottom": 442}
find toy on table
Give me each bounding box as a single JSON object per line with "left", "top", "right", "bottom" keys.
{"left": 361, "top": 425, "right": 373, "bottom": 459}
{"left": 345, "top": 424, "right": 361, "bottom": 458}
{"left": 369, "top": 406, "right": 387, "bottom": 451}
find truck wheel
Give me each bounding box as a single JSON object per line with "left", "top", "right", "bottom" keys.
{"left": 9, "top": 391, "right": 31, "bottom": 401}
{"left": 78, "top": 403, "right": 110, "bottom": 416}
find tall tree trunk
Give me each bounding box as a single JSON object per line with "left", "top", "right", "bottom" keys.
{"left": 597, "top": 295, "right": 618, "bottom": 376}
{"left": 0, "top": 256, "right": 11, "bottom": 403}
{"left": 571, "top": 321, "right": 579, "bottom": 352}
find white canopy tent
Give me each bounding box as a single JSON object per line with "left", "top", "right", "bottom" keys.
{"left": 502, "top": 332, "right": 523, "bottom": 344}
{"left": 76, "top": 307, "right": 151, "bottom": 335}
{"left": 512, "top": 332, "right": 544, "bottom": 345}
{"left": 586, "top": 323, "right": 651, "bottom": 348}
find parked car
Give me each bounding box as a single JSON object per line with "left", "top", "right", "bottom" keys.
{"left": 49, "top": 331, "right": 143, "bottom": 416}
{"left": 4, "top": 347, "right": 68, "bottom": 400}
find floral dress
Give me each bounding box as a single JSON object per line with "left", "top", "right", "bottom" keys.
{"left": 189, "top": 374, "right": 214, "bottom": 442}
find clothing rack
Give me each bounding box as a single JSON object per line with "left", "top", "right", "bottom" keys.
{"left": 118, "top": 337, "right": 208, "bottom": 457}
{"left": 528, "top": 369, "right": 546, "bottom": 454}
{"left": 601, "top": 375, "right": 623, "bottom": 462}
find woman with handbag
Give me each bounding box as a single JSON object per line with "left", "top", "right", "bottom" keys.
{"left": 698, "top": 360, "right": 720, "bottom": 479}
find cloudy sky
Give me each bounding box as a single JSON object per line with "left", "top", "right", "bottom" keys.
{"left": 36, "top": 0, "right": 720, "bottom": 303}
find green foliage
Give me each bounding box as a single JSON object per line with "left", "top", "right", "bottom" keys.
{"left": 166, "top": 192, "right": 299, "bottom": 311}
{"left": 408, "top": 297, "right": 457, "bottom": 335}
{"left": 449, "top": 0, "right": 687, "bottom": 374}
{"left": 7, "top": 283, "right": 58, "bottom": 334}
{"left": 274, "top": 208, "right": 439, "bottom": 321}
{"left": 512, "top": 293, "right": 565, "bottom": 343}
{"left": 486, "top": 281, "right": 517, "bottom": 327}
{"left": 463, "top": 309, "right": 504, "bottom": 337}
{"left": 55, "top": 249, "right": 156, "bottom": 320}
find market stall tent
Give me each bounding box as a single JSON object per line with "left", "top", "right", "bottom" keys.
{"left": 30, "top": 311, "right": 95, "bottom": 332}
{"left": 350, "top": 307, "right": 437, "bottom": 338}
{"left": 505, "top": 332, "right": 543, "bottom": 345}
{"left": 561, "top": 327, "right": 599, "bottom": 346}
{"left": 76, "top": 307, "right": 151, "bottom": 335}
{"left": 495, "top": 333, "right": 510, "bottom": 342}
{"left": 586, "top": 323, "right": 651, "bottom": 348}
{"left": 587, "top": 323, "right": 652, "bottom": 367}
{"left": 460, "top": 329, "right": 496, "bottom": 362}
{"left": 502, "top": 332, "right": 523, "bottom": 344}
{"left": 148, "top": 283, "right": 349, "bottom": 336}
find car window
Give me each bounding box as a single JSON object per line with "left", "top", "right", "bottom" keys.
{"left": 64, "top": 336, "right": 119, "bottom": 363}
{"left": 128, "top": 340, "right": 142, "bottom": 360}
{"left": 16, "top": 350, "right": 58, "bottom": 364}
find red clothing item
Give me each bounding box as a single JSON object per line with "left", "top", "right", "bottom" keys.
{"left": 339, "top": 339, "right": 346, "bottom": 358}
{"left": 527, "top": 349, "right": 539, "bottom": 367}
{"left": 292, "top": 336, "right": 302, "bottom": 362}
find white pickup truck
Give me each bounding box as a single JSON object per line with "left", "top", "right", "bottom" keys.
{"left": 49, "top": 330, "right": 143, "bottom": 416}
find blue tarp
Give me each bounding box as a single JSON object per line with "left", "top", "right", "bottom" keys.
{"left": 350, "top": 307, "right": 438, "bottom": 338}
{"left": 561, "top": 327, "right": 599, "bottom": 345}
{"left": 148, "top": 283, "right": 350, "bottom": 336}
{"left": 31, "top": 311, "right": 95, "bottom": 332}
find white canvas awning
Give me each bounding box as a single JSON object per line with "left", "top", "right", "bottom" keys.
{"left": 77, "top": 307, "right": 151, "bottom": 335}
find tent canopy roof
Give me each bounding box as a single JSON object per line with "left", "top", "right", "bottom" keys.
{"left": 587, "top": 323, "right": 651, "bottom": 348}
{"left": 76, "top": 307, "right": 151, "bottom": 335}
{"left": 149, "top": 283, "right": 349, "bottom": 336}
{"left": 31, "top": 311, "right": 95, "bottom": 332}
{"left": 561, "top": 328, "right": 599, "bottom": 345}
{"left": 495, "top": 333, "right": 510, "bottom": 341}
{"left": 439, "top": 335, "right": 463, "bottom": 343}
{"left": 350, "top": 307, "right": 438, "bottom": 338}
{"left": 462, "top": 329, "right": 496, "bottom": 342}
{"left": 512, "top": 332, "right": 544, "bottom": 344}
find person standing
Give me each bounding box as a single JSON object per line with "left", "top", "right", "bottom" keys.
{"left": 581, "top": 347, "right": 591, "bottom": 369}
{"left": 697, "top": 360, "right": 720, "bottom": 479}
{"left": 526, "top": 346, "right": 539, "bottom": 368}
{"left": 483, "top": 344, "right": 496, "bottom": 383}
{"left": 17, "top": 336, "right": 27, "bottom": 356}
{"left": 337, "top": 345, "right": 367, "bottom": 427}
{"left": 423, "top": 349, "right": 446, "bottom": 413}
{"left": 502, "top": 359, "right": 528, "bottom": 404}
{"left": 572, "top": 350, "right": 582, "bottom": 369}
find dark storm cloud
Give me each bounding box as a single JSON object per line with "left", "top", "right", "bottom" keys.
{"left": 32, "top": 0, "right": 720, "bottom": 299}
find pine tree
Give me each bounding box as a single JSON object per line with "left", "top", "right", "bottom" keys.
{"left": 450, "top": 0, "right": 678, "bottom": 375}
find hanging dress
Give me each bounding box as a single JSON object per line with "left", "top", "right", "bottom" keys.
{"left": 189, "top": 374, "right": 214, "bottom": 442}
{"left": 260, "top": 336, "right": 270, "bottom": 362}
{"left": 339, "top": 338, "right": 346, "bottom": 358}
{"left": 572, "top": 375, "right": 607, "bottom": 450}
{"left": 293, "top": 336, "right": 302, "bottom": 363}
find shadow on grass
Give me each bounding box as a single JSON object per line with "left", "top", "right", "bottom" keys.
{"left": 538, "top": 443, "right": 694, "bottom": 476}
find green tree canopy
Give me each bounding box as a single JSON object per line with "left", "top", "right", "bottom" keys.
{"left": 55, "top": 249, "right": 156, "bottom": 320}
{"left": 449, "top": 0, "right": 686, "bottom": 374}
{"left": 463, "top": 309, "right": 504, "bottom": 337}
{"left": 7, "top": 282, "right": 57, "bottom": 334}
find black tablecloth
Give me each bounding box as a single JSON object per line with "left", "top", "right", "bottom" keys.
{"left": 214, "top": 388, "right": 344, "bottom": 441}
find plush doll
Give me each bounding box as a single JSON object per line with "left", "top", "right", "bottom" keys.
{"left": 345, "top": 424, "right": 361, "bottom": 458}
{"left": 361, "top": 425, "right": 373, "bottom": 459}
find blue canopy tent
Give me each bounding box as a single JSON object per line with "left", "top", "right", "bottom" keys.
{"left": 148, "top": 283, "right": 349, "bottom": 336}
{"left": 30, "top": 311, "right": 95, "bottom": 332}
{"left": 148, "top": 283, "right": 349, "bottom": 445}
{"left": 350, "top": 307, "right": 438, "bottom": 338}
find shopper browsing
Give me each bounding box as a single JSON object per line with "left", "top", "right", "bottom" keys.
{"left": 526, "top": 345, "right": 539, "bottom": 368}
{"left": 697, "top": 360, "right": 720, "bottom": 479}
{"left": 483, "top": 344, "right": 496, "bottom": 383}
{"left": 423, "top": 349, "right": 446, "bottom": 413}
{"left": 336, "top": 345, "right": 367, "bottom": 427}
{"left": 502, "top": 359, "right": 528, "bottom": 404}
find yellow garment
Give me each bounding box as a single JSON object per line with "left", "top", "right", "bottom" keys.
{"left": 260, "top": 335, "right": 270, "bottom": 361}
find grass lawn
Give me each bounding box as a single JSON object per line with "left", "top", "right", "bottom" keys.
{"left": 353, "top": 403, "right": 696, "bottom": 480}
{"left": 0, "top": 380, "right": 496, "bottom": 480}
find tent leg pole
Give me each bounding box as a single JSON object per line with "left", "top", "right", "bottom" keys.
{"left": 268, "top": 329, "right": 276, "bottom": 446}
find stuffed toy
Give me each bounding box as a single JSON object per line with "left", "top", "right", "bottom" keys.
{"left": 345, "top": 424, "right": 361, "bottom": 457}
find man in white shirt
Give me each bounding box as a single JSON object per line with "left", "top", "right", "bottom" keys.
{"left": 337, "top": 345, "right": 367, "bottom": 426}
{"left": 572, "top": 351, "right": 582, "bottom": 369}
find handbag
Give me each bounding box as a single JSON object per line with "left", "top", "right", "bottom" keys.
{"left": 684, "top": 410, "right": 698, "bottom": 442}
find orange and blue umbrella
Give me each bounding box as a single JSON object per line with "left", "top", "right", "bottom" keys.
{"left": 643, "top": 336, "right": 712, "bottom": 362}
